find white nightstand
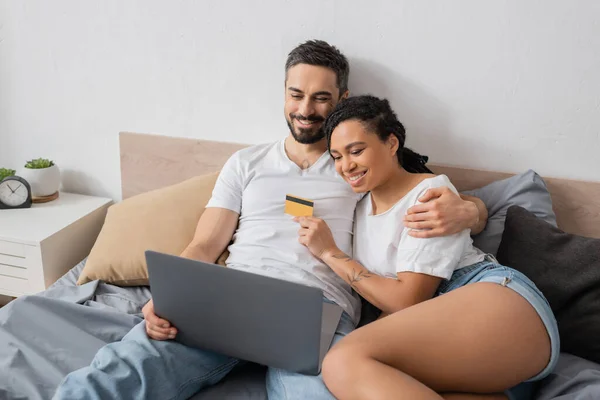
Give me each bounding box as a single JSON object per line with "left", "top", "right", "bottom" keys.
{"left": 0, "top": 192, "right": 112, "bottom": 297}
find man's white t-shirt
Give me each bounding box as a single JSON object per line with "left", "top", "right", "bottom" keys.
{"left": 206, "top": 139, "right": 363, "bottom": 324}
{"left": 354, "top": 175, "right": 486, "bottom": 280}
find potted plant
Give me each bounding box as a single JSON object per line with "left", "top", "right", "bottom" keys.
{"left": 0, "top": 168, "right": 16, "bottom": 182}
{"left": 19, "top": 158, "right": 61, "bottom": 197}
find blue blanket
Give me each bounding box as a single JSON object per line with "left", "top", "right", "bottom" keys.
{"left": 0, "top": 260, "right": 149, "bottom": 400}
{"left": 0, "top": 260, "right": 267, "bottom": 400}
{"left": 1, "top": 259, "right": 599, "bottom": 400}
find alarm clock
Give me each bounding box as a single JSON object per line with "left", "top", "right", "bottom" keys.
{"left": 0, "top": 176, "right": 33, "bottom": 209}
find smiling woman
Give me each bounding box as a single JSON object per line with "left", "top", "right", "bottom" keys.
{"left": 299, "top": 95, "right": 561, "bottom": 400}
{"left": 325, "top": 96, "right": 411, "bottom": 199}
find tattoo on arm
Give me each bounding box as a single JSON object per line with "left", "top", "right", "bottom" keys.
{"left": 332, "top": 253, "right": 352, "bottom": 262}
{"left": 348, "top": 268, "right": 373, "bottom": 286}
{"left": 345, "top": 268, "right": 372, "bottom": 296}
{"left": 331, "top": 253, "right": 373, "bottom": 293}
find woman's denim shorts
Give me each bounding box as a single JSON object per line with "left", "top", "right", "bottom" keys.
{"left": 436, "top": 256, "right": 560, "bottom": 399}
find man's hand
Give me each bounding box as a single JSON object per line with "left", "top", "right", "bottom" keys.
{"left": 142, "top": 298, "right": 178, "bottom": 341}
{"left": 404, "top": 187, "right": 480, "bottom": 238}
{"left": 294, "top": 216, "right": 339, "bottom": 260}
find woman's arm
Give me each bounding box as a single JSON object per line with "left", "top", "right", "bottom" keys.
{"left": 321, "top": 250, "right": 441, "bottom": 315}
{"left": 295, "top": 216, "right": 441, "bottom": 315}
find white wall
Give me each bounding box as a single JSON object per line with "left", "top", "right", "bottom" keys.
{"left": 1, "top": 0, "right": 599, "bottom": 201}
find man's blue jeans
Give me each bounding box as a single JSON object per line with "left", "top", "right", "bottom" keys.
{"left": 53, "top": 304, "right": 355, "bottom": 400}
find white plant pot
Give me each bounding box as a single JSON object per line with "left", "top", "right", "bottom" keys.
{"left": 19, "top": 164, "right": 61, "bottom": 197}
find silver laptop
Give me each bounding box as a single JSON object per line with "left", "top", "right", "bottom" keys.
{"left": 146, "top": 250, "right": 343, "bottom": 375}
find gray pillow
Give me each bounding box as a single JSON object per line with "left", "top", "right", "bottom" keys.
{"left": 462, "top": 169, "right": 557, "bottom": 255}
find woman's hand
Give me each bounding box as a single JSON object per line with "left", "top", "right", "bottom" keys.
{"left": 294, "top": 216, "right": 339, "bottom": 260}
{"left": 142, "top": 298, "right": 178, "bottom": 341}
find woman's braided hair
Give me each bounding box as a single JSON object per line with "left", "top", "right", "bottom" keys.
{"left": 323, "top": 95, "right": 406, "bottom": 165}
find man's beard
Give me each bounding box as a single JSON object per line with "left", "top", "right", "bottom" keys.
{"left": 287, "top": 113, "right": 325, "bottom": 144}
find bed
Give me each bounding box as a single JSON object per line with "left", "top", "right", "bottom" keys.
{"left": 1, "top": 131, "right": 599, "bottom": 400}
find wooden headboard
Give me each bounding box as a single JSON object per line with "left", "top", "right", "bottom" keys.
{"left": 120, "top": 131, "right": 600, "bottom": 239}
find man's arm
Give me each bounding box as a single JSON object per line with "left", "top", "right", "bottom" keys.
{"left": 143, "top": 207, "right": 239, "bottom": 340}
{"left": 403, "top": 187, "right": 488, "bottom": 238}
{"left": 459, "top": 193, "right": 487, "bottom": 235}
{"left": 180, "top": 207, "right": 240, "bottom": 263}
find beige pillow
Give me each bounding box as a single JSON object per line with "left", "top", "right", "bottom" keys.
{"left": 78, "top": 171, "right": 221, "bottom": 286}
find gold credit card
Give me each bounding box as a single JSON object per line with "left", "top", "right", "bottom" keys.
{"left": 284, "top": 194, "right": 314, "bottom": 217}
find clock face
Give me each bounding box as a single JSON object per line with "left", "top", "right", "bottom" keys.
{"left": 0, "top": 179, "right": 29, "bottom": 207}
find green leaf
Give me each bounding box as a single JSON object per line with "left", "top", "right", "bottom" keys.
{"left": 0, "top": 168, "right": 17, "bottom": 181}
{"left": 24, "top": 158, "right": 55, "bottom": 169}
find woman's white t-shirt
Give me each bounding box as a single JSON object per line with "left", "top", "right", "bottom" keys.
{"left": 353, "top": 175, "right": 486, "bottom": 280}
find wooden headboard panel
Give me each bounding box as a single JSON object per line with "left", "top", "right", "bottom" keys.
{"left": 120, "top": 132, "right": 600, "bottom": 239}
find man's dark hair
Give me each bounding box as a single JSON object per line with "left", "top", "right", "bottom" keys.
{"left": 285, "top": 40, "right": 349, "bottom": 96}
{"left": 323, "top": 95, "right": 406, "bottom": 165}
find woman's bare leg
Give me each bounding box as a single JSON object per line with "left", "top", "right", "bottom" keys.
{"left": 322, "top": 283, "right": 550, "bottom": 400}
